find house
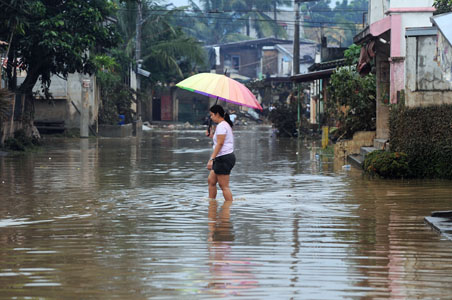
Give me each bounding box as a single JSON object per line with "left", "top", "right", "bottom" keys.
{"left": 17, "top": 73, "right": 100, "bottom": 134}
{"left": 401, "top": 12, "right": 452, "bottom": 106}
{"left": 167, "top": 38, "right": 318, "bottom": 125}
{"left": 291, "top": 38, "right": 348, "bottom": 128}
{"left": 207, "top": 37, "right": 317, "bottom": 80}
{"left": 353, "top": 0, "right": 436, "bottom": 144}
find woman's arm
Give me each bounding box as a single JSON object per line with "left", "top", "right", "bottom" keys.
{"left": 207, "top": 134, "right": 225, "bottom": 170}
{"left": 206, "top": 125, "right": 215, "bottom": 138}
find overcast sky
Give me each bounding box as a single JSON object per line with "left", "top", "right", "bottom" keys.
{"left": 165, "top": 0, "right": 198, "bottom": 7}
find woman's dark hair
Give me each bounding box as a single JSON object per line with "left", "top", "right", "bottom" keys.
{"left": 210, "top": 104, "right": 233, "bottom": 128}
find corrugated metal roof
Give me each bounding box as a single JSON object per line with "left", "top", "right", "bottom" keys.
{"left": 290, "top": 68, "right": 336, "bottom": 83}
{"left": 431, "top": 12, "right": 452, "bottom": 45}
{"left": 405, "top": 26, "right": 438, "bottom": 37}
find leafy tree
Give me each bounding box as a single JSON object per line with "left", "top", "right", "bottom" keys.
{"left": 433, "top": 0, "right": 452, "bottom": 14}
{"left": 173, "top": 0, "right": 247, "bottom": 45}
{"left": 344, "top": 43, "right": 361, "bottom": 65}
{"left": 325, "top": 43, "right": 376, "bottom": 139}
{"left": 173, "top": 0, "right": 291, "bottom": 45}
{"left": 1, "top": 0, "right": 120, "bottom": 94}
{"left": 327, "top": 67, "right": 376, "bottom": 139}
{"left": 139, "top": 3, "right": 206, "bottom": 85}
{"left": 230, "top": 0, "right": 290, "bottom": 38}
{"left": 0, "top": 0, "right": 122, "bottom": 130}
{"left": 301, "top": 0, "right": 367, "bottom": 46}
{"left": 94, "top": 1, "right": 206, "bottom": 124}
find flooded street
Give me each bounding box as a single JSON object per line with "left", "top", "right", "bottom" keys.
{"left": 1, "top": 127, "right": 452, "bottom": 299}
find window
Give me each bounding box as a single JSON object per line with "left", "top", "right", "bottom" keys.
{"left": 232, "top": 56, "right": 240, "bottom": 70}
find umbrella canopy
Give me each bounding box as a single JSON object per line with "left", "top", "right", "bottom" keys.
{"left": 176, "top": 73, "right": 263, "bottom": 110}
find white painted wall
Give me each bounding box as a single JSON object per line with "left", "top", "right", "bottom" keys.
{"left": 369, "top": 0, "right": 389, "bottom": 24}
{"left": 369, "top": 0, "right": 434, "bottom": 24}
{"left": 66, "top": 72, "right": 97, "bottom": 128}
{"left": 398, "top": 12, "right": 435, "bottom": 57}
{"left": 406, "top": 34, "right": 452, "bottom": 107}
{"left": 390, "top": 0, "right": 434, "bottom": 8}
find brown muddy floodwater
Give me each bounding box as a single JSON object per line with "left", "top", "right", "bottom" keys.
{"left": 1, "top": 126, "right": 452, "bottom": 299}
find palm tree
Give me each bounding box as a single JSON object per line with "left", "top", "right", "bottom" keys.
{"left": 139, "top": 2, "right": 206, "bottom": 84}
{"left": 173, "top": 0, "right": 247, "bottom": 45}
{"left": 230, "top": 0, "right": 290, "bottom": 38}
{"left": 114, "top": 1, "right": 205, "bottom": 84}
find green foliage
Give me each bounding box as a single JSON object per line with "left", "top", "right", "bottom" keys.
{"left": 301, "top": 0, "right": 368, "bottom": 46}
{"left": 115, "top": 2, "right": 206, "bottom": 86}
{"left": 4, "top": 129, "right": 40, "bottom": 151}
{"left": 174, "top": 0, "right": 290, "bottom": 44}
{"left": 94, "top": 53, "right": 135, "bottom": 125}
{"left": 344, "top": 44, "right": 361, "bottom": 65}
{"left": 269, "top": 101, "right": 298, "bottom": 137}
{"left": 327, "top": 66, "right": 376, "bottom": 139}
{"left": 0, "top": 0, "right": 121, "bottom": 95}
{"left": 390, "top": 104, "right": 452, "bottom": 179}
{"left": 433, "top": 0, "right": 452, "bottom": 14}
{"left": 363, "top": 150, "right": 410, "bottom": 178}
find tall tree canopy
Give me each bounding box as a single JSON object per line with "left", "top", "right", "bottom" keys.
{"left": 172, "top": 0, "right": 291, "bottom": 45}
{"left": 301, "top": 0, "right": 367, "bottom": 46}
{"left": 0, "top": 0, "right": 121, "bottom": 95}
{"left": 96, "top": 0, "right": 206, "bottom": 124}
{"left": 433, "top": 0, "right": 452, "bottom": 14}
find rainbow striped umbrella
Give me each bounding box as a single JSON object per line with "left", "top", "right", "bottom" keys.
{"left": 176, "top": 73, "right": 262, "bottom": 110}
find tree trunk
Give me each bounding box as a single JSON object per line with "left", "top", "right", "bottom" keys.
{"left": 16, "top": 61, "right": 43, "bottom": 135}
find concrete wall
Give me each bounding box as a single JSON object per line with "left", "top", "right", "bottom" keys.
{"left": 406, "top": 34, "right": 452, "bottom": 107}
{"left": 390, "top": 0, "right": 434, "bottom": 9}
{"left": 30, "top": 72, "right": 98, "bottom": 129}
{"left": 98, "top": 123, "right": 132, "bottom": 138}
{"left": 334, "top": 131, "right": 376, "bottom": 159}
{"left": 369, "top": 0, "right": 390, "bottom": 24}
{"left": 375, "top": 49, "right": 391, "bottom": 139}
{"left": 221, "top": 48, "right": 259, "bottom": 79}
{"left": 66, "top": 73, "right": 97, "bottom": 129}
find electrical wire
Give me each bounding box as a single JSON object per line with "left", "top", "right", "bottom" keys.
{"left": 134, "top": 12, "right": 365, "bottom": 28}
{"left": 117, "top": 7, "right": 367, "bottom": 13}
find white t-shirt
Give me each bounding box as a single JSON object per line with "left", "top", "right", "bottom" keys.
{"left": 213, "top": 121, "right": 234, "bottom": 157}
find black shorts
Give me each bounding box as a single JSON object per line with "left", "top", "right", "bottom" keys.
{"left": 213, "top": 153, "right": 236, "bottom": 175}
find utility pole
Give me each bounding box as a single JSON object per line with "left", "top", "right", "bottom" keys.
{"left": 135, "top": 0, "right": 142, "bottom": 120}
{"left": 293, "top": 0, "right": 300, "bottom": 75}
{"left": 80, "top": 75, "right": 90, "bottom": 138}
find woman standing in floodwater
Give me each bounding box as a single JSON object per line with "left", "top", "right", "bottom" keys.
{"left": 206, "top": 105, "right": 236, "bottom": 201}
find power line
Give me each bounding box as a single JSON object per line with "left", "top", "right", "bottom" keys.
{"left": 134, "top": 12, "right": 365, "bottom": 28}
{"left": 118, "top": 7, "right": 367, "bottom": 13}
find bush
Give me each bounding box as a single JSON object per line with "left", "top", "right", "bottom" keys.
{"left": 269, "top": 101, "right": 298, "bottom": 137}
{"left": 326, "top": 67, "right": 376, "bottom": 139}
{"left": 390, "top": 104, "right": 452, "bottom": 179}
{"left": 4, "top": 129, "right": 41, "bottom": 151}
{"left": 363, "top": 150, "right": 410, "bottom": 178}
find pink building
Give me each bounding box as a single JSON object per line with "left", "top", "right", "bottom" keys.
{"left": 354, "top": 0, "right": 435, "bottom": 143}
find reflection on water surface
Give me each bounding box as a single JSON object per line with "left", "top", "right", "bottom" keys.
{"left": 1, "top": 127, "right": 452, "bottom": 299}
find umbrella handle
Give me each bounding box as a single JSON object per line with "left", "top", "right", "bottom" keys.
{"left": 207, "top": 117, "right": 212, "bottom": 136}
{"left": 207, "top": 96, "right": 218, "bottom": 136}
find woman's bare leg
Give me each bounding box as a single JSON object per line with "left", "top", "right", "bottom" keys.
{"left": 208, "top": 170, "right": 218, "bottom": 199}
{"left": 217, "top": 174, "right": 233, "bottom": 201}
